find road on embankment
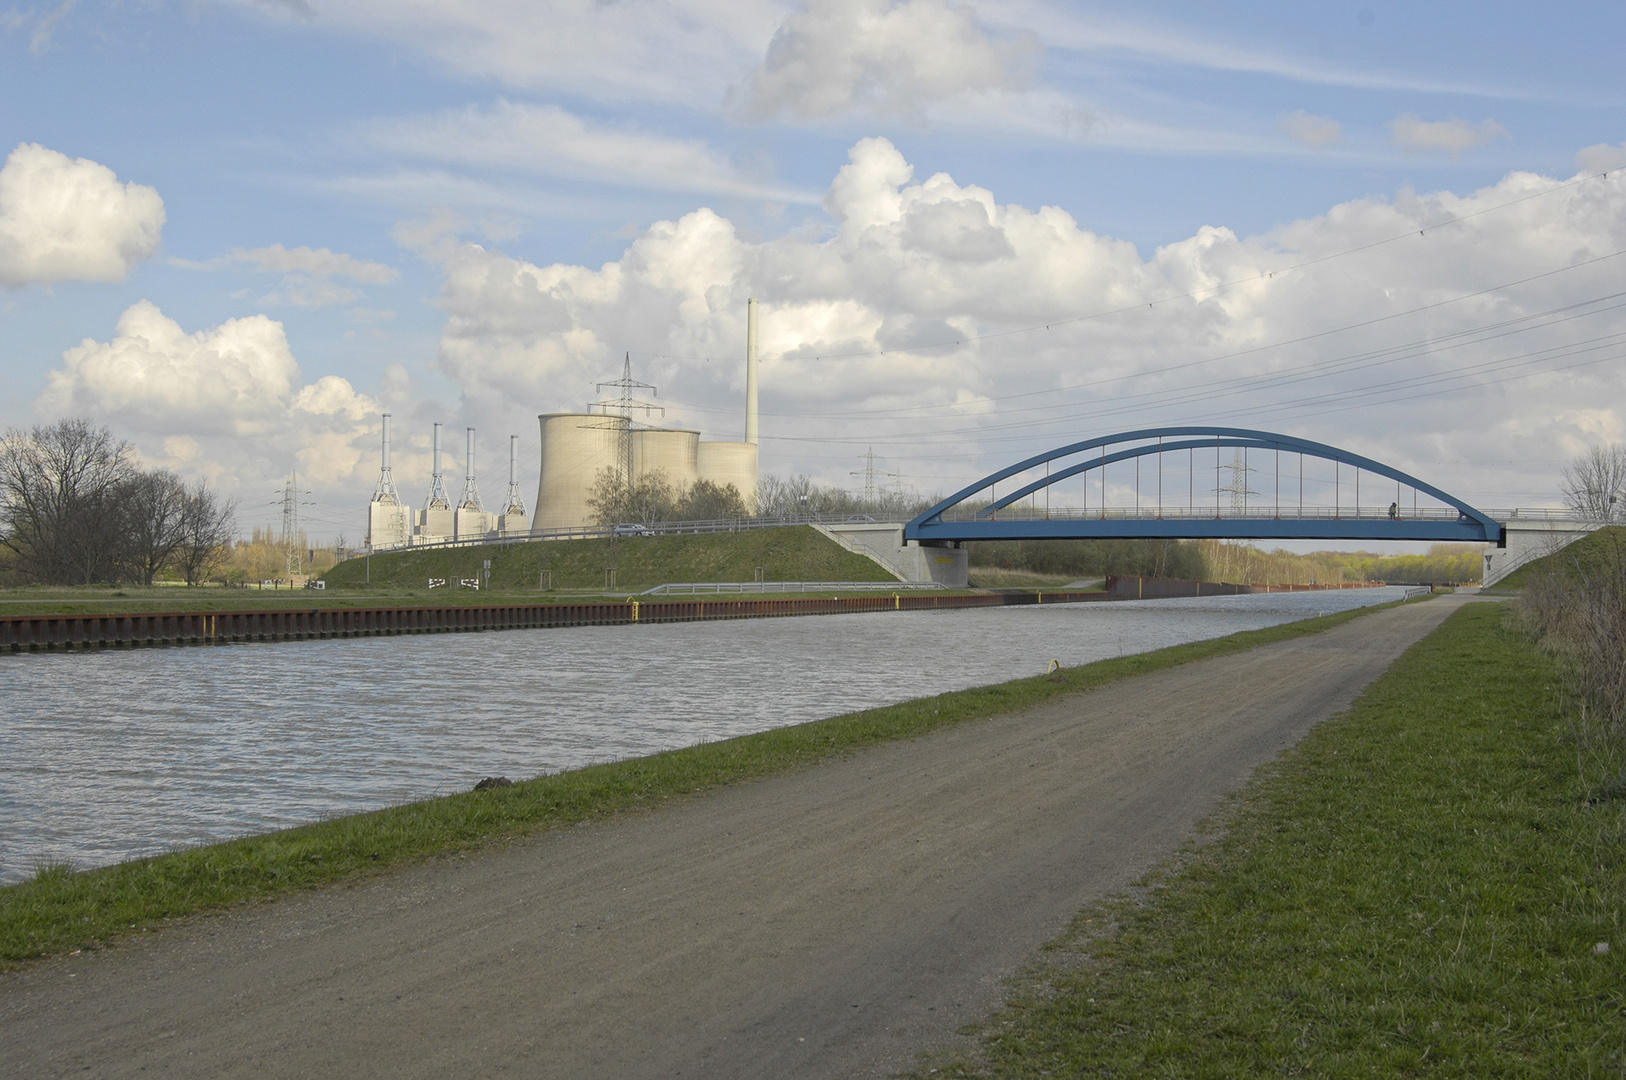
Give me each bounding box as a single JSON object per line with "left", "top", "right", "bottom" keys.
{"left": 0, "top": 596, "right": 1475, "bottom": 1079}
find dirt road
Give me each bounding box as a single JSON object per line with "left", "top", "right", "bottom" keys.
{"left": 0, "top": 597, "right": 1471, "bottom": 1079}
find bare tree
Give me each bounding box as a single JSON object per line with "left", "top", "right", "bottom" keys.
{"left": 0, "top": 419, "right": 135, "bottom": 584}
{"left": 173, "top": 479, "right": 236, "bottom": 585}
{"left": 120, "top": 469, "right": 189, "bottom": 585}
{"left": 675, "top": 479, "right": 746, "bottom": 520}
{"left": 1562, "top": 443, "right": 1626, "bottom": 522}
{"left": 587, "top": 467, "right": 678, "bottom": 526}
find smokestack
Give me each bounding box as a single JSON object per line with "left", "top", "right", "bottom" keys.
{"left": 373, "top": 412, "right": 399, "bottom": 503}
{"left": 460, "top": 427, "right": 483, "bottom": 511}
{"left": 505, "top": 434, "right": 527, "bottom": 516}
{"left": 427, "top": 421, "right": 450, "bottom": 509}
{"left": 745, "top": 297, "right": 759, "bottom": 445}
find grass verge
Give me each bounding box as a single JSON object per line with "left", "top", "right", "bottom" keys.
{"left": 321, "top": 524, "right": 894, "bottom": 591}
{"left": 0, "top": 597, "right": 1411, "bottom": 969}
{"left": 918, "top": 602, "right": 1625, "bottom": 1078}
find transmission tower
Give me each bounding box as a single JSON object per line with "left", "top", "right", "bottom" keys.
{"left": 1218, "top": 448, "right": 1258, "bottom": 513}
{"left": 277, "top": 470, "right": 313, "bottom": 576}
{"left": 589, "top": 353, "right": 663, "bottom": 487}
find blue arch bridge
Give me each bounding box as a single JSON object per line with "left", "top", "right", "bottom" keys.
{"left": 892, "top": 428, "right": 1575, "bottom": 589}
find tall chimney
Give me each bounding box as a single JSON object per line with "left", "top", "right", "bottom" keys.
{"left": 373, "top": 413, "right": 399, "bottom": 504}
{"left": 460, "top": 427, "right": 482, "bottom": 510}
{"left": 505, "top": 434, "right": 527, "bottom": 515}
{"left": 745, "top": 297, "right": 759, "bottom": 445}
{"left": 427, "top": 422, "right": 450, "bottom": 509}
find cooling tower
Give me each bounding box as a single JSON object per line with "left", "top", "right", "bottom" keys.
{"left": 534, "top": 413, "right": 629, "bottom": 531}
{"left": 696, "top": 441, "right": 758, "bottom": 513}
{"left": 632, "top": 428, "right": 700, "bottom": 492}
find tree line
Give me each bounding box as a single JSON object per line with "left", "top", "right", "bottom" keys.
{"left": 0, "top": 419, "right": 236, "bottom": 586}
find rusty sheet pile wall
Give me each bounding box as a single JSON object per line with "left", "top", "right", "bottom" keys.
{"left": 0, "top": 590, "right": 1109, "bottom": 653}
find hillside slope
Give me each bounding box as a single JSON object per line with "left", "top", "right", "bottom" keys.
{"left": 322, "top": 525, "right": 898, "bottom": 592}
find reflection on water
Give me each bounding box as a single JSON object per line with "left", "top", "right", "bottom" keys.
{"left": 0, "top": 589, "right": 1405, "bottom": 882}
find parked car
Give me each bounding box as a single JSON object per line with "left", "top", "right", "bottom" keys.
{"left": 612, "top": 523, "right": 653, "bottom": 537}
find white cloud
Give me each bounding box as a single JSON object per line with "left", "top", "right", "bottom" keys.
{"left": 235, "top": 0, "right": 776, "bottom": 108}
{"left": 979, "top": 1, "right": 1524, "bottom": 99}
{"left": 363, "top": 101, "right": 817, "bottom": 202}
{"left": 0, "top": 143, "right": 165, "bottom": 287}
{"left": 1577, "top": 142, "right": 1626, "bottom": 174}
{"left": 232, "top": 243, "right": 399, "bottom": 284}
{"left": 1277, "top": 110, "right": 1342, "bottom": 149}
{"left": 1389, "top": 114, "right": 1509, "bottom": 155}
{"left": 226, "top": 242, "right": 399, "bottom": 308}
{"left": 418, "top": 137, "right": 1626, "bottom": 510}
{"left": 738, "top": 0, "right": 1039, "bottom": 120}
{"left": 37, "top": 301, "right": 381, "bottom": 487}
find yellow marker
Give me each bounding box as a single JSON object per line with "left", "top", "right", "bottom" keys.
{"left": 894, "top": 594, "right": 900, "bottom": 609}
{"left": 631, "top": 600, "right": 639, "bottom": 622}
{"left": 1047, "top": 658, "right": 1061, "bottom": 674}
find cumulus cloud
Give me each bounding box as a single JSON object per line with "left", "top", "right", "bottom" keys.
{"left": 37, "top": 301, "right": 380, "bottom": 487}
{"left": 419, "top": 137, "right": 1626, "bottom": 511}
{"left": 1277, "top": 110, "right": 1342, "bottom": 149}
{"left": 0, "top": 143, "right": 164, "bottom": 287}
{"left": 738, "top": 0, "right": 1039, "bottom": 120}
{"left": 363, "top": 101, "right": 817, "bottom": 202}
{"left": 1389, "top": 114, "right": 1509, "bottom": 155}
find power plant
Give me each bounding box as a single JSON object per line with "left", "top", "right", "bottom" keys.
{"left": 367, "top": 300, "right": 761, "bottom": 549}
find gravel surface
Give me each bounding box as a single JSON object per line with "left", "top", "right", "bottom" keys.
{"left": 0, "top": 596, "right": 1471, "bottom": 1079}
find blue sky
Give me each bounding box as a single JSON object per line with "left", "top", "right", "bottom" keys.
{"left": 3, "top": 0, "right": 1625, "bottom": 540}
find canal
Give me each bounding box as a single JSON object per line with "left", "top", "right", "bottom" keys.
{"left": 0, "top": 588, "right": 1408, "bottom": 883}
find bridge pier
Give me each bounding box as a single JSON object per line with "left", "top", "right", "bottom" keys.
{"left": 814, "top": 523, "right": 970, "bottom": 587}
{"left": 1482, "top": 518, "right": 1599, "bottom": 586}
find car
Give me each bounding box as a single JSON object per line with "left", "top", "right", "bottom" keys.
{"left": 612, "top": 523, "right": 653, "bottom": 537}
{"left": 844, "top": 514, "right": 876, "bottom": 523}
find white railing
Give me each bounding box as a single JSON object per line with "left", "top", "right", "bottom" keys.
{"left": 936, "top": 504, "right": 1590, "bottom": 524}
{"left": 368, "top": 513, "right": 908, "bottom": 555}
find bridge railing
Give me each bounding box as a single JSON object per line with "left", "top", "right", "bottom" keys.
{"left": 935, "top": 505, "right": 1588, "bottom": 524}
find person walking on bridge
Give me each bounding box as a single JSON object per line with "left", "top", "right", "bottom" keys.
{"left": 1388, "top": 501, "right": 1398, "bottom": 520}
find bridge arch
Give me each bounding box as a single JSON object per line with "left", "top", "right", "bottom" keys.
{"left": 903, "top": 426, "right": 1503, "bottom": 546}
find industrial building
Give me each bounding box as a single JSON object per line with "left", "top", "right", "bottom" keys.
{"left": 368, "top": 417, "right": 530, "bottom": 550}
{"left": 531, "top": 297, "right": 761, "bottom": 532}
{"left": 367, "top": 298, "right": 762, "bottom": 548}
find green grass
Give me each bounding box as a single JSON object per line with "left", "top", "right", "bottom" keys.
{"left": 1492, "top": 524, "right": 1625, "bottom": 591}
{"left": 0, "top": 598, "right": 1408, "bottom": 969}
{"left": 320, "top": 524, "right": 897, "bottom": 592}
{"left": 918, "top": 602, "right": 1625, "bottom": 1078}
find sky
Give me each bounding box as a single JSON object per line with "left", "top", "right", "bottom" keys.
{"left": 3, "top": 0, "right": 1626, "bottom": 544}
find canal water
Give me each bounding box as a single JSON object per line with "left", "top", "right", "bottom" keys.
{"left": 0, "top": 589, "right": 1408, "bottom": 883}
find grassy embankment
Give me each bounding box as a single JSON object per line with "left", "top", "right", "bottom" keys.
{"left": 320, "top": 524, "right": 894, "bottom": 592}
{"left": 1488, "top": 523, "right": 1624, "bottom": 593}
{"left": 0, "top": 527, "right": 903, "bottom": 615}
{"left": 0, "top": 599, "right": 1407, "bottom": 969}
{"left": 916, "top": 602, "right": 1625, "bottom": 1077}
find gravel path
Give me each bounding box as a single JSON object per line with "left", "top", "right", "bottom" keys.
{"left": 0, "top": 597, "right": 1472, "bottom": 1078}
